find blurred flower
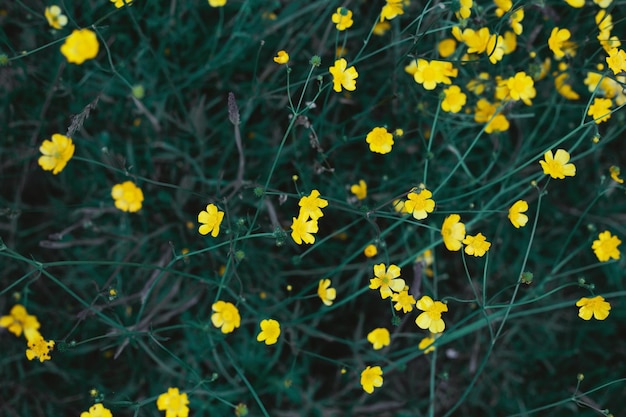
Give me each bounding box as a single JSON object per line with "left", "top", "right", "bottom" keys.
{"left": 587, "top": 97, "right": 612, "bottom": 124}
{"left": 0, "top": 304, "right": 41, "bottom": 340}
{"left": 367, "top": 328, "right": 390, "bottom": 350}
{"left": 198, "top": 203, "right": 224, "bottom": 237}
{"left": 317, "top": 279, "right": 337, "bottom": 306}
{"left": 298, "top": 189, "right": 328, "bottom": 220}
{"left": 211, "top": 301, "right": 241, "bottom": 334}
{"left": 554, "top": 72, "right": 580, "bottom": 100}
{"left": 594, "top": 0, "right": 613, "bottom": 7}
{"left": 360, "top": 366, "right": 383, "bottom": 393}
{"left": 373, "top": 21, "right": 391, "bottom": 36}
{"left": 44, "top": 6, "right": 67, "bottom": 29}
{"left": 418, "top": 334, "right": 436, "bottom": 353}
{"left": 474, "top": 99, "right": 509, "bottom": 133}
{"left": 539, "top": 149, "right": 576, "bottom": 179}
{"left": 609, "top": 166, "right": 624, "bottom": 184}
{"left": 438, "top": 38, "right": 457, "bottom": 58}
{"left": 606, "top": 48, "right": 626, "bottom": 75}
{"left": 415, "top": 296, "right": 448, "bottom": 333}
{"left": 157, "top": 387, "right": 189, "bottom": 417}
{"left": 507, "top": 72, "right": 535, "bottom": 105}
{"left": 365, "top": 127, "right": 394, "bottom": 154}
{"left": 273, "top": 50, "right": 289, "bottom": 65}
{"left": 369, "top": 263, "right": 404, "bottom": 299}
{"left": 463, "top": 233, "right": 491, "bottom": 257}
{"left": 576, "top": 296, "right": 611, "bottom": 320}
{"left": 208, "top": 0, "right": 227, "bottom": 7}
{"left": 441, "top": 214, "right": 466, "bottom": 251}
{"left": 290, "top": 214, "right": 318, "bottom": 244}
{"left": 350, "top": 179, "right": 367, "bottom": 200}
{"left": 494, "top": 0, "right": 512, "bottom": 17}
{"left": 257, "top": 319, "right": 281, "bottom": 345}
{"left": 60, "top": 29, "right": 99, "bottom": 64}
{"left": 331, "top": 7, "right": 353, "bottom": 31}
{"left": 80, "top": 404, "right": 113, "bottom": 417}
{"left": 404, "top": 188, "right": 435, "bottom": 220}
{"left": 25, "top": 335, "right": 54, "bottom": 362}
{"left": 462, "top": 27, "right": 490, "bottom": 54}
{"left": 441, "top": 85, "right": 467, "bottom": 113}
{"left": 363, "top": 244, "right": 378, "bottom": 258}
{"left": 392, "top": 288, "right": 416, "bottom": 313}
{"left": 38, "top": 134, "right": 74, "bottom": 175}
{"left": 111, "top": 0, "right": 133, "bottom": 8}
{"left": 380, "top": 0, "right": 404, "bottom": 21}
{"left": 509, "top": 8, "right": 524, "bottom": 35}
{"left": 592, "top": 231, "right": 621, "bottom": 262}
{"left": 548, "top": 27, "right": 571, "bottom": 59}
{"left": 564, "top": 0, "right": 584, "bottom": 7}
{"left": 329, "top": 58, "right": 358, "bottom": 92}
{"left": 456, "top": 0, "right": 472, "bottom": 19}
{"left": 111, "top": 181, "right": 144, "bottom": 212}
{"left": 508, "top": 200, "right": 528, "bottom": 228}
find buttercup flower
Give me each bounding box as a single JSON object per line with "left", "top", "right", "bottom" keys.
{"left": 413, "top": 59, "right": 457, "bottom": 90}
{"left": 380, "top": 0, "right": 403, "bottom": 21}
{"left": 329, "top": 58, "right": 358, "bottom": 92}
{"left": 211, "top": 301, "right": 241, "bottom": 334}
{"left": 157, "top": 387, "right": 189, "bottom": 417}
{"left": 576, "top": 295, "right": 611, "bottom": 320}
{"left": 291, "top": 214, "right": 318, "bottom": 244}
{"left": 208, "top": 0, "right": 227, "bottom": 7}
{"left": 298, "top": 189, "right": 328, "bottom": 220}
{"left": 45, "top": 6, "right": 68, "bottom": 29}
{"left": 474, "top": 99, "right": 510, "bottom": 133}
{"left": 111, "top": 0, "right": 133, "bottom": 8}
{"left": 367, "top": 328, "right": 390, "bottom": 350}
{"left": 363, "top": 244, "right": 377, "bottom": 258}
{"left": 548, "top": 27, "right": 571, "bottom": 59}
{"left": 25, "top": 335, "right": 55, "bottom": 362}
{"left": 418, "top": 334, "right": 436, "bottom": 353}
{"left": 365, "top": 127, "right": 394, "bottom": 154}
{"left": 508, "top": 200, "right": 528, "bottom": 228}
{"left": 198, "top": 203, "right": 225, "bottom": 237}
{"left": 111, "top": 181, "right": 144, "bottom": 212}
{"left": 331, "top": 7, "right": 353, "bottom": 31}
{"left": 273, "top": 50, "right": 289, "bottom": 65}
{"left": 350, "top": 179, "right": 367, "bottom": 200}
{"left": 317, "top": 278, "right": 337, "bottom": 306}
{"left": 415, "top": 296, "right": 448, "bottom": 333}
{"left": 38, "top": 134, "right": 75, "bottom": 175}
{"left": 463, "top": 233, "right": 491, "bottom": 257}
{"left": 509, "top": 8, "right": 524, "bottom": 35}
{"left": 441, "top": 85, "right": 467, "bottom": 113}
{"left": 606, "top": 48, "right": 626, "bottom": 75}
{"left": 506, "top": 72, "right": 536, "bottom": 105}
{"left": 438, "top": 39, "right": 457, "bottom": 58}
{"left": 587, "top": 98, "right": 612, "bottom": 124}
{"left": 539, "top": 149, "right": 576, "bottom": 179}
{"left": 60, "top": 29, "right": 99, "bottom": 64}
{"left": 392, "top": 288, "right": 416, "bottom": 313}
{"left": 360, "top": 366, "right": 383, "bottom": 393}
{"left": 80, "top": 403, "right": 113, "bottom": 417}
{"left": 592, "top": 230, "right": 621, "bottom": 262}
{"left": 441, "top": 214, "right": 466, "bottom": 251}
{"left": 369, "top": 263, "right": 405, "bottom": 299}
{"left": 257, "top": 319, "right": 281, "bottom": 345}
{"left": 609, "top": 166, "right": 624, "bottom": 184}
{"left": 0, "top": 304, "right": 41, "bottom": 341}
{"left": 404, "top": 189, "right": 435, "bottom": 220}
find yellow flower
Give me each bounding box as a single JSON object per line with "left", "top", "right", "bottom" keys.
{"left": 198, "top": 203, "right": 225, "bottom": 237}
{"left": 80, "top": 403, "right": 113, "bottom": 417}
{"left": 365, "top": 127, "right": 394, "bottom": 154}
{"left": 548, "top": 27, "right": 571, "bottom": 59}
{"left": 563, "top": 0, "right": 584, "bottom": 7}
{"left": 329, "top": 58, "right": 358, "bottom": 92}
{"left": 555, "top": 72, "right": 580, "bottom": 100}
{"left": 380, "top": 0, "right": 404, "bottom": 21}
{"left": 508, "top": 200, "right": 528, "bottom": 228}
{"left": 60, "top": 29, "right": 100, "bottom": 65}
{"left": 360, "top": 366, "right": 383, "bottom": 393}
{"left": 594, "top": 0, "right": 613, "bottom": 7}
{"left": 441, "top": 85, "right": 467, "bottom": 113}
{"left": 363, "top": 244, "right": 378, "bottom": 258}
{"left": 110, "top": 0, "right": 133, "bottom": 8}
{"left": 605, "top": 49, "right": 625, "bottom": 78}
{"left": 494, "top": 0, "right": 512, "bottom": 17}
{"left": 404, "top": 188, "right": 435, "bottom": 220}
{"left": 609, "top": 166, "right": 624, "bottom": 184}
{"left": 211, "top": 301, "right": 241, "bottom": 334}
{"left": 111, "top": 181, "right": 144, "bottom": 212}
{"left": 474, "top": 99, "right": 509, "bottom": 133}
{"left": 317, "top": 278, "right": 337, "bottom": 306}
{"left": 331, "top": 7, "right": 353, "bottom": 31}
{"left": 506, "top": 72, "right": 536, "bottom": 105}
{"left": 509, "top": 7, "right": 524, "bottom": 35}
{"left": 273, "top": 50, "right": 289, "bottom": 65}
{"left": 373, "top": 21, "right": 391, "bottom": 36}
{"left": 438, "top": 38, "right": 457, "bottom": 58}
{"left": 257, "top": 319, "right": 281, "bottom": 345}
{"left": 25, "top": 335, "right": 55, "bottom": 362}
{"left": 290, "top": 214, "right": 318, "bottom": 244}
{"left": 462, "top": 27, "right": 490, "bottom": 54}
{"left": 208, "top": 0, "right": 227, "bottom": 7}
{"left": 455, "top": 0, "right": 472, "bottom": 19}
{"left": 463, "top": 233, "right": 491, "bottom": 257}
{"left": 502, "top": 31, "right": 517, "bottom": 55}
{"left": 44, "top": 5, "right": 68, "bottom": 29}
{"left": 298, "top": 189, "right": 328, "bottom": 220}
{"left": 418, "top": 334, "right": 436, "bottom": 353}
{"left": 588, "top": 97, "right": 612, "bottom": 124}
{"left": 38, "top": 133, "right": 75, "bottom": 175}
{"left": 592, "top": 230, "right": 621, "bottom": 262}
{"left": 576, "top": 296, "right": 611, "bottom": 320}
{"left": 413, "top": 59, "right": 456, "bottom": 90}
{"left": 0, "top": 304, "right": 41, "bottom": 340}
{"left": 441, "top": 214, "right": 466, "bottom": 251}
{"left": 539, "top": 149, "right": 576, "bottom": 179}
{"left": 391, "top": 288, "right": 416, "bottom": 313}
{"left": 486, "top": 33, "right": 505, "bottom": 64}
{"left": 415, "top": 296, "right": 448, "bottom": 333}
{"left": 157, "top": 387, "right": 189, "bottom": 417}
{"left": 367, "top": 328, "right": 390, "bottom": 350}
{"left": 350, "top": 179, "right": 367, "bottom": 200}
{"left": 369, "top": 263, "right": 405, "bottom": 299}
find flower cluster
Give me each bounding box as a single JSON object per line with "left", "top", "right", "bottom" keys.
{"left": 1, "top": 304, "right": 54, "bottom": 363}
{"left": 291, "top": 189, "right": 328, "bottom": 244}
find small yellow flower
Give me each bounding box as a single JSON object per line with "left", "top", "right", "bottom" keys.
{"left": 391, "top": 288, "right": 416, "bottom": 313}
{"left": 365, "top": 127, "right": 394, "bottom": 154}
{"left": 298, "top": 189, "right": 328, "bottom": 220}
{"left": 404, "top": 188, "right": 435, "bottom": 220}
{"left": 609, "top": 166, "right": 624, "bottom": 184}
{"left": 360, "top": 366, "right": 383, "bottom": 394}
{"left": 413, "top": 59, "right": 457, "bottom": 90}
{"left": 110, "top": 0, "right": 133, "bottom": 8}
{"left": 587, "top": 97, "right": 612, "bottom": 124}
{"left": 257, "top": 319, "right": 281, "bottom": 345}
{"left": 367, "top": 328, "right": 390, "bottom": 350}
{"left": 60, "top": 29, "right": 100, "bottom": 65}
{"left": 508, "top": 200, "right": 529, "bottom": 228}
{"left": 539, "top": 149, "right": 576, "bottom": 179}
{"left": 576, "top": 295, "right": 611, "bottom": 320}
{"left": 563, "top": 0, "right": 584, "bottom": 7}
{"left": 506, "top": 71, "right": 536, "bottom": 105}
{"left": 548, "top": 27, "right": 571, "bottom": 59}
{"left": 331, "top": 7, "right": 353, "bottom": 31}
{"left": 329, "top": 58, "right": 358, "bottom": 92}
{"left": 509, "top": 7, "right": 524, "bottom": 35}
{"left": 462, "top": 27, "right": 490, "bottom": 54}
{"left": 290, "top": 214, "right": 318, "bottom": 244}
{"left": 474, "top": 99, "right": 510, "bottom": 133}
{"left": 554, "top": 73, "right": 580, "bottom": 100}
{"left": 418, "top": 334, "right": 436, "bottom": 353}
{"left": 350, "top": 179, "right": 367, "bottom": 200}
{"left": 0, "top": 304, "right": 41, "bottom": 340}
{"left": 197, "top": 203, "right": 225, "bottom": 237}
{"left": 273, "top": 50, "right": 289, "bottom": 65}
{"left": 380, "top": 0, "right": 404, "bottom": 21}
{"left": 111, "top": 181, "right": 144, "bottom": 213}
{"left": 606, "top": 48, "right": 626, "bottom": 76}
{"left": 38, "top": 134, "right": 75, "bottom": 175}
{"left": 455, "top": 0, "right": 472, "bottom": 19}
{"left": 25, "top": 335, "right": 55, "bottom": 362}
{"left": 415, "top": 296, "right": 448, "bottom": 333}
{"left": 373, "top": 21, "right": 391, "bottom": 35}
{"left": 208, "top": 0, "right": 227, "bottom": 7}
{"left": 463, "top": 233, "right": 491, "bottom": 257}
{"left": 441, "top": 85, "right": 467, "bottom": 113}
{"left": 363, "top": 244, "right": 377, "bottom": 258}
{"left": 80, "top": 403, "right": 113, "bottom": 417}
{"left": 438, "top": 38, "right": 457, "bottom": 58}
{"left": 317, "top": 278, "right": 337, "bottom": 306}
{"left": 157, "top": 387, "right": 189, "bottom": 417}
{"left": 369, "top": 263, "right": 405, "bottom": 299}
{"left": 211, "top": 301, "right": 241, "bottom": 334}
{"left": 441, "top": 214, "right": 466, "bottom": 251}
{"left": 44, "top": 5, "right": 68, "bottom": 29}
{"left": 592, "top": 230, "right": 621, "bottom": 262}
